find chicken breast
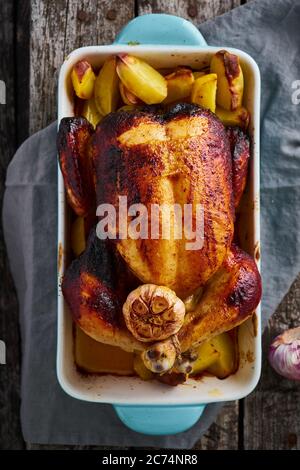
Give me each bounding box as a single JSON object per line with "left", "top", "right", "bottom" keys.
{"left": 91, "top": 104, "right": 235, "bottom": 298}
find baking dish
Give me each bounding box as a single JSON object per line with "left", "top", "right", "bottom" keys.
{"left": 57, "top": 14, "right": 261, "bottom": 435}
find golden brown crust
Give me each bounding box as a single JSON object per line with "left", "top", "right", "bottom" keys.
{"left": 58, "top": 106, "right": 261, "bottom": 380}
{"left": 91, "top": 103, "right": 235, "bottom": 297}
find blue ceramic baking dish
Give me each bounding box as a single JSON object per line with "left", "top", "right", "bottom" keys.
{"left": 57, "top": 14, "right": 261, "bottom": 435}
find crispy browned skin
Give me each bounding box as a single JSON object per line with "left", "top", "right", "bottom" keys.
{"left": 58, "top": 106, "right": 261, "bottom": 385}
{"left": 62, "top": 236, "right": 261, "bottom": 358}
{"left": 91, "top": 104, "right": 234, "bottom": 298}
{"left": 62, "top": 230, "right": 143, "bottom": 352}
{"left": 178, "top": 245, "right": 262, "bottom": 352}
{"left": 57, "top": 117, "right": 94, "bottom": 216}
{"left": 226, "top": 126, "right": 250, "bottom": 208}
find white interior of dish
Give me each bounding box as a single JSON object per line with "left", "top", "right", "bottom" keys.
{"left": 57, "top": 45, "right": 261, "bottom": 405}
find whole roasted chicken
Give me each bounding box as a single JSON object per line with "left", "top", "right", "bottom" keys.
{"left": 58, "top": 103, "right": 261, "bottom": 382}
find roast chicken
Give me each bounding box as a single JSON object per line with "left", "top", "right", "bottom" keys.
{"left": 58, "top": 103, "right": 261, "bottom": 382}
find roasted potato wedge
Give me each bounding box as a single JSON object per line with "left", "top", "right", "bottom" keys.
{"left": 116, "top": 54, "right": 167, "bottom": 104}
{"left": 82, "top": 97, "right": 102, "bottom": 128}
{"left": 191, "top": 73, "right": 217, "bottom": 112}
{"left": 164, "top": 67, "right": 194, "bottom": 104}
{"left": 210, "top": 50, "right": 244, "bottom": 111}
{"left": 191, "top": 341, "right": 220, "bottom": 375}
{"left": 119, "top": 81, "right": 141, "bottom": 105}
{"left": 216, "top": 106, "right": 250, "bottom": 130}
{"left": 94, "top": 56, "right": 119, "bottom": 116}
{"left": 206, "top": 332, "right": 238, "bottom": 379}
{"left": 71, "top": 61, "right": 96, "bottom": 100}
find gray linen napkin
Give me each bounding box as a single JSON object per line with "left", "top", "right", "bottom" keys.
{"left": 3, "top": 0, "right": 300, "bottom": 447}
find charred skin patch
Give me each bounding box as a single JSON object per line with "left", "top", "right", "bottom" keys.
{"left": 58, "top": 103, "right": 261, "bottom": 368}
{"left": 62, "top": 230, "right": 138, "bottom": 327}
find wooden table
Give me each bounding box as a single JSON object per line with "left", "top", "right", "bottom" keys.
{"left": 0, "top": 0, "right": 299, "bottom": 450}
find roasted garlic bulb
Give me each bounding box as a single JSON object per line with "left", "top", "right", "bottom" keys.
{"left": 122, "top": 284, "right": 185, "bottom": 343}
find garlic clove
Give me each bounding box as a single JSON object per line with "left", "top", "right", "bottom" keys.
{"left": 268, "top": 326, "right": 300, "bottom": 381}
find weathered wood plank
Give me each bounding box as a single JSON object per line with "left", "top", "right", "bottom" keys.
{"left": 137, "top": 0, "right": 241, "bottom": 24}
{"left": 16, "top": 0, "right": 30, "bottom": 146}
{"left": 29, "top": 0, "right": 135, "bottom": 134}
{"left": 194, "top": 402, "right": 239, "bottom": 450}
{"left": 243, "top": 273, "right": 300, "bottom": 449}
{"left": 0, "top": 0, "right": 26, "bottom": 450}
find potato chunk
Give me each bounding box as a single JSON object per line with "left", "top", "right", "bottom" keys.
{"left": 191, "top": 73, "right": 217, "bottom": 112}
{"left": 191, "top": 341, "right": 220, "bottom": 375}
{"left": 116, "top": 54, "right": 167, "bottom": 104}
{"left": 164, "top": 67, "right": 194, "bottom": 104}
{"left": 82, "top": 97, "right": 102, "bottom": 128}
{"left": 216, "top": 106, "right": 250, "bottom": 130}
{"left": 119, "top": 81, "right": 141, "bottom": 105}
{"left": 210, "top": 50, "right": 244, "bottom": 111}
{"left": 206, "top": 332, "right": 238, "bottom": 379}
{"left": 94, "top": 56, "right": 119, "bottom": 116}
{"left": 71, "top": 61, "right": 96, "bottom": 100}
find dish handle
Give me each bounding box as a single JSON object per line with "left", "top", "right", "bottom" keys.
{"left": 113, "top": 13, "right": 207, "bottom": 436}
{"left": 113, "top": 13, "right": 207, "bottom": 46}
{"left": 114, "top": 404, "right": 205, "bottom": 435}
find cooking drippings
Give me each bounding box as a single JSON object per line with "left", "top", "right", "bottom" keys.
{"left": 75, "top": 326, "right": 135, "bottom": 375}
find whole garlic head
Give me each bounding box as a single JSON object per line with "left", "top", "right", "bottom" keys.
{"left": 123, "top": 284, "right": 186, "bottom": 342}
{"left": 269, "top": 326, "right": 300, "bottom": 381}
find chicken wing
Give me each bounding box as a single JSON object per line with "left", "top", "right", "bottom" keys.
{"left": 61, "top": 230, "right": 143, "bottom": 352}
